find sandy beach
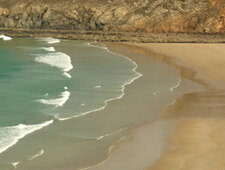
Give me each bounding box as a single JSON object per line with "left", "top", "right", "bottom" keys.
{"left": 0, "top": 0, "right": 224, "bottom": 168}
{"left": 1, "top": 40, "right": 224, "bottom": 170}
{"left": 88, "top": 43, "right": 225, "bottom": 170}
{"left": 134, "top": 43, "right": 225, "bottom": 88}
{"left": 6, "top": 40, "right": 191, "bottom": 170}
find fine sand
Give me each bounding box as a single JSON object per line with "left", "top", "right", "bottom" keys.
{"left": 89, "top": 43, "right": 225, "bottom": 170}
{"left": 9, "top": 41, "right": 192, "bottom": 170}
{"left": 134, "top": 43, "right": 225, "bottom": 89}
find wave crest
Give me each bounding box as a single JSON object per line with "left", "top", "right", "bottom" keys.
{"left": 34, "top": 52, "right": 73, "bottom": 78}
{"left": 37, "top": 37, "right": 60, "bottom": 44}
{"left": 0, "top": 35, "right": 12, "bottom": 41}
{"left": 39, "top": 47, "right": 56, "bottom": 52}
{"left": 0, "top": 120, "right": 53, "bottom": 154}
{"left": 37, "top": 91, "right": 70, "bottom": 107}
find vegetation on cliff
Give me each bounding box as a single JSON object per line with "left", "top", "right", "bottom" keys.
{"left": 0, "top": 0, "right": 224, "bottom": 33}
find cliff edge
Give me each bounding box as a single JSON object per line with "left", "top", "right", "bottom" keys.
{"left": 0, "top": 0, "right": 224, "bottom": 34}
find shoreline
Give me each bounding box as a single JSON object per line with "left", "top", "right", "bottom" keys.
{"left": 81, "top": 42, "right": 204, "bottom": 170}
{"left": 91, "top": 42, "right": 225, "bottom": 170}
{"left": 132, "top": 43, "right": 225, "bottom": 89}
{"left": 4, "top": 38, "right": 187, "bottom": 170}
{"left": 0, "top": 28, "right": 225, "bottom": 43}
{"left": 1, "top": 38, "right": 224, "bottom": 169}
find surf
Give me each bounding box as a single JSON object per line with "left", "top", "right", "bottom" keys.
{"left": 34, "top": 52, "right": 73, "bottom": 78}
{"left": 36, "top": 37, "right": 61, "bottom": 44}
{"left": 37, "top": 91, "right": 70, "bottom": 107}
{"left": 0, "top": 120, "right": 53, "bottom": 154}
{"left": 0, "top": 35, "right": 12, "bottom": 41}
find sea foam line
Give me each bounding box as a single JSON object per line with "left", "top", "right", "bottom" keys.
{"left": 91, "top": 43, "right": 182, "bottom": 96}
{"left": 37, "top": 91, "right": 70, "bottom": 107}
{"left": 28, "top": 149, "right": 44, "bottom": 160}
{"left": 75, "top": 128, "right": 127, "bottom": 141}
{"left": 80, "top": 135, "right": 128, "bottom": 170}
{"left": 0, "top": 120, "right": 53, "bottom": 154}
{"left": 153, "top": 77, "right": 182, "bottom": 95}
{"left": 11, "top": 149, "right": 44, "bottom": 169}
{"left": 36, "top": 37, "right": 61, "bottom": 44}
{"left": 34, "top": 52, "right": 73, "bottom": 78}
{"left": 97, "top": 128, "right": 127, "bottom": 140}
{"left": 55, "top": 43, "right": 142, "bottom": 121}
{"left": 0, "top": 35, "right": 12, "bottom": 41}
{"left": 79, "top": 147, "right": 114, "bottom": 170}
{"left": 170, "top": 77, "right": 182, "bottom": 91}
{"left": 55, "top": 72, "right": 141, "bottom": 120}
{"left": 39, "top": 47, "right": 56, "bottom": 52}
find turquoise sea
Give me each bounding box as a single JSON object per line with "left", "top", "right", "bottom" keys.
{"left": 0, "top": 36, "right": 184, "bottom": 169}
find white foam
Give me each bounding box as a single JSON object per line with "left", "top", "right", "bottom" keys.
{"left": 170, "top": 77, "right": 182, "bottom": 91}
{"left": 11, "top": 162, "right": 20, "bottom": 169}
{"left": 17, "top": 124, "right": 27, "bottom": 129}
{"left": 39, "top": 47, "right": 56, "bottom": 52}
{"left": 34, "top": 52, "right": 73, "bottom": 78}
{"left": 34, "top": 52, "right": 73, "bottom": 72}
{"left": 0, "top": 120, "right": 53, "bottom": 154}
{"left": 37, "top": 91, "right": 70, "bottom": 107}
{"left": 28, "top": 149, "right": 44, "bottom": 160}
{"left": 87, "top": 43, "right": 107, "bottom": 50}
{"left": 97, "top": 128, "right": 127, "bottom": 140}
{"left": 55, "top": 91, "right": 128, "bottom": 121}
{"left": 80, "top": 136, "right": 127, "bottom": 170}
{"left": 63, "top": 72, "right": 72, "bottom": 78}
{"left": 152, "top": 77, "right": 182, "bottom": 95}
{"left": 55, "top": 44, "right": 142, "bottom": 121}
{"left": 37, "top": 37, "right": 61, "bottom": 44}
{"left": 0, "top": 35, "right": 12, "bottom": 41}
{"left": 64, "top": 86, "right": 68, "bottom": 90}
{"left": 94, "top": 85, "right": 102, "bottom": 88}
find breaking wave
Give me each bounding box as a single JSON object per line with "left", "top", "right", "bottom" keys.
{"left": 0, "top": 120, "right": 53, "bottom": 154}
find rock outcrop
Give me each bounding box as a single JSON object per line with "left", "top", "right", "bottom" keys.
{"left": 0, "top": 0, "right": 224, "bottom": 33}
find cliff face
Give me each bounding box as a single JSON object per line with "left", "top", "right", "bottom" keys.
{"left": 0, "top": 0, "right": 224, "bottom": 33}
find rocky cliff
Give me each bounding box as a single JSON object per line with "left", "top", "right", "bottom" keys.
{"left": 0, "top": 0, "right": 224, "bottom": 33}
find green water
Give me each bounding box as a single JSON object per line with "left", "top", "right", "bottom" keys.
{"left": 0, "top": 37, "right": 140, "bottom": 162}
{"left": 0, "top": 37, "right": 183, "bottom": 170}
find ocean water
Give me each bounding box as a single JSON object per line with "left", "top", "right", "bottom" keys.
{"left": 0, "top": 37, "right": 143, "bottom": 168}
{"left": 0, "top": 37, "right": 186, "bottom": 170}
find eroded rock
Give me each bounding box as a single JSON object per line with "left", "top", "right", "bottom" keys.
{"left": 0, "top": 0, "right": 224, "bottom": 33}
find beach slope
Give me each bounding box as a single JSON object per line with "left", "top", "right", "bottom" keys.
{"left": 89, "top": 43, "right": 225, "bottom": 170}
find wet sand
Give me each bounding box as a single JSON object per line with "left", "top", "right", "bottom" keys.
{"left": 5, "top": 41, "right": 189, "bottom": 170}
{"left": 5, "top": 42, "right": 224, "bottom": 170}
{"left": 134, "top": 43, "right": 225, "bottom": 88}
{"left": 141, "top": 43, "right": 225, "bottom": 170}
{"left": 91, "top": 43, "right": 225, "bottom": 170}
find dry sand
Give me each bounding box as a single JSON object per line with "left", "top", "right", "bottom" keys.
{"left": 134, "top": 43, "right": 225, "bottom": 89}
{"left": 139, "top": 43, "right": 225, "bottom": 170}
{"left": 90, "top": 43, "right": 225, "bottom": 170}
{"left": 148, "top": 118, "right": 225, "bottom": 170}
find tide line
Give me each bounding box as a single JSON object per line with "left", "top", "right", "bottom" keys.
{"left": 97, "top": 128, "right": 128, "bottom": 140}
{"left": 170, "top": 77, "right": 182, "bottom": 91}
{"left": 28, "top": 149, "right": 44, "bottom": 160}
{"left": 55, "top": 43, "right": 142, "bottom": 121}
{"left": 153, "top": 77, "right": 182, "bottom": 95}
